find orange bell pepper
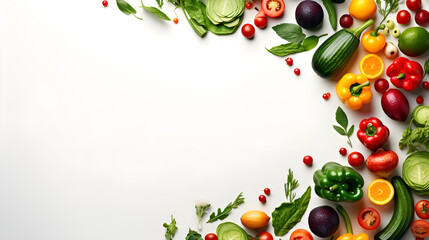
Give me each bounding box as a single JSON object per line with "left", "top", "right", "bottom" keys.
{"left": 336, "top": 205, "right": 369, "bottom": 240}
{"left": 361, "top": 24, "right": 386, "bottom": 53}
{"left": 336, "top": 73, "right": 372, "bottom": 110}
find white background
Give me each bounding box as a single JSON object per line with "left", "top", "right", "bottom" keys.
{"left": 0, "top": 0, "right": 428, "bottom": 239}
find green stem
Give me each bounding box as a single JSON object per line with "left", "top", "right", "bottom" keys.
{"left": 370, "top": 24, "right": 386, "bottom": 37}
{"left": 351, "top": 81, "right": 370, "bottom": 96}
{"left": 347, "top": 137, "right": 353, "bottom": 148}
{"left": 365, "top": 123, "right": 377, "bottom": 137}
{"left": 348, "top": 19, "right": 375, "bottom": 38}
{"left": 329, "top": 184, "right": 339, "bottom": 191}
{"left": 337, "top": 205, "right": 353, "bottom": 234}
{"left": 397, "top": 73, "right": 406, "bottom": 79}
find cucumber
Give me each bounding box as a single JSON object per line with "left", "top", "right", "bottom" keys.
{"left": 216, "top": 222, "right": 248, "bottom": 240}
{"left": 411, "top": 105, "right": 429, "bottom": 128}
{"left": 374, "top": 176, "right": 414, "bottom": 240}
{"left": 312, "top": 19, "right": 374, "bottom": 79}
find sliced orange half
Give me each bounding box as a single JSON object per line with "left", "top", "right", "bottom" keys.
{"left": 359, "top": 54, "right": 384, "bottom": 80}
{"left": 367, "top": 179, "right": 394, "bottom": 205}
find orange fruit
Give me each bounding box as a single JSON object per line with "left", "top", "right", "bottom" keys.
{"left": 367, "top": 179, "right": 394, "bottom": 205}
{"left": 349, "top": 0, "right": 377, "bottom": 21}
{"left": 359, "top": 54, "right": 384, "bottom": 79}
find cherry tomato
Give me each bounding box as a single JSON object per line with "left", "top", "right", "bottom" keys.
{"left": 264, "top": 188, "right": 271, "bottom": 195}
{"left": 417, "top": 96, "right": 424, "bottom": 104}
{"left": 415, "top": 9, "right": 429, "bottom": 26}
{"left": 285, "top": 57, "right": 293, "bottom": 66}
{"left": 358, "top": 207, "right": 381, "bottom": 230}
{"left": 374, "top": 78, "right": 389, "bottom": 93}
{"left": 259, "top": 195, "right": 266, "bottom": 203}
{"left": 205, "top": 233, "right": 218, "bottom": 240}
{"left": 245, "top": 2, "right": 253, "bottom": 9}
{"left": 326, "top": 92, "right": 330, "bottom": 98}
{"left": 339, "top": 147, "right": 347, "bottom": 156}
{"left": 322, "top": 93, "right": 329, "bottom": 100}
{"left": 259, "top": 232, "right": 274, "bottom": 240}
{"left": 416, "top": 200, "right": 429, "bottom": 219}
{"left": 397, "top": 10, "right": 411, "bottom": 24}
{"left": 173, "top": 18, "right": 179, "bottom": 24}
{"left": 340, "top": 14, "right": 354, "bottom": 28}
{"left": 102, "top": 0, "right": 108, "bottom": 6}
{"left": 261, "top": 0, "right": 285, "bottom": 18}
{"left": 294, "top": 68, "right": 300, "bottom": 75}
{"left": 406, "top": 0, "right": 421, "bottom": 11}
{"left": 411, "top": 220, "right": 429, "bottom": 238}
{"left": 423, "top": 82, "right": 429, "bottom": 89}
{"left": 241, "top": 24, "right": 255, "bottom": 39}
{"left": 348, "top": 151, "right": 365, "bottom": 167}
{"left": 290, "top": 229, "right": 313, "bottom": 240}
{"left": 303, "top": 155, "right": 313, "bottom": 165}
{"left": 254, "top": 11, "right": 268, "bottom": 28}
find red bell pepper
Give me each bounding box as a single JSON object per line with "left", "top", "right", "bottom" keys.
{"left": 386, "top": 57, "right": 424, "bottom": 91}
{"left": 357, "top": 117, "right": 389, "bottom": 150}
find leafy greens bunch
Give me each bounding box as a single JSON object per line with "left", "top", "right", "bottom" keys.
{"left": 267, "top": 23, "right": 327, "bottom": 57}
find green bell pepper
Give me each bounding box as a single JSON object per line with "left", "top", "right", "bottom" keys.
{"left": 313, "top": 162, "right": 364, "bottom": 202}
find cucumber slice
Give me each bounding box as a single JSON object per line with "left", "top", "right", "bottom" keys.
{"left": 216, "top": 222, "right": 248, "bottom": 240}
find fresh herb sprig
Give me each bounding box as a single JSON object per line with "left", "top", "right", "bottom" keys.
{"left": 285, "top": 169, "right": 299, "bottom": 202}
{"left": 375, "top": 0, "right": 401, "bottom": 25}
{"left": 195, "top": 201, "right": 210, "bottom": 230}
{"left": 333, "top": 107, "right": 354, "bottom": 148}
{"left": 163, "top": 215, "right": 178, "bottom": 240}
{"left": 185, "top": 229, "right": 203, "bottom": 240}
{"left": 115, "top": 0, "right": 170, "bottom": 21}
{"left": 207, "top": 193, "right": 245, "bottom": 223}
{"left": 266, "top": 23, "right": 327, "bottom": 57}
{"left": 399, "top": 121, "right": 429, "bottom": 153}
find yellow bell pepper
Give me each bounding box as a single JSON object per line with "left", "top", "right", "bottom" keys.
{"left": 337, "top": 233, "right": 369, "bottom": 240}
{"left": 336, "top": 73, "right": 372, "bottom": 110}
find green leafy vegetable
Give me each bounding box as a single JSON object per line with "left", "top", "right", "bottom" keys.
{"left": 140, "top": 0, "right": 171, "bottom": 21}
{"left": 207, "top": 192, "right": 245, "bottom": 223}
{"left": 167, "top": 0, "right": 181, "bottom": 6}
{"left": 195, "top": 201, "right": 210, "bottom": 230}
{"left": 333, "top": 106, "right": 354, "bottom": 147}
{"left": 163, "top": 215, "right": 178, "bottom": 240}
{"left": 181, "top": 0, "right": 208, "bottom": 37}
{"left": 185, "top": 229, "right": 203, "bottom": 240}
{"left": 266, "top": 34, "right": 327, "bottom": 57}
{"left": 284, "top": 169, "right": 299, "bottom": 202}
{"left": 424, "top": 57, "right": 429, "bottom": 77}
{"left": 302, "top": 34, "right": 328, "bottom": 50}
{"left": 399, "top": 124, "right": 429, "bottom": 153}
{"left": 272, "top": 23, "right": 306, "bottom": 43}
{"left": 156, "top": 0, "right": 164, "bottom": 8}
{"left": 116, "top": 0, "right": 142, "bottom": 19}
{"left": 402, "top": 151, "right": 429, "bottom": 195}
{"left": 272, "top": 186, "right": 312, "bottom": 236}
{"left": 376, "top": 0, "right": 400, "bottom": 25}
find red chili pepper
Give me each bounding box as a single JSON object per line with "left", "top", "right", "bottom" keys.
{"left": 386, "top": 57, "right": 424, "bottom": 91}
{"left": 357, "top": 117, "right": 390, "bottom": 150}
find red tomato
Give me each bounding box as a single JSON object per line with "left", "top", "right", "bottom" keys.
{"left": 406, "top": 0, "right": 422, "bottom": 11}
{"left": 290, "top": 229, "right": 313, "bottom": 240}
{"left": 423, "top": 82, "right": 429, "bottom": 89}
{"left": 358, "top": 207, "right": 381, "bottom": 230}
{"left": 417, "top": 96, "right": 424, "bottom": 104}
{"left": 205, "top": 233, "right": 218, "bottom": 240}
{"left": 416, "top": 9, "right": 429, "bottom": 26}
{"left": 348, "top": 151, "right": 365, "bottom": 167}
{"left": 411, "top": 220, "right": 429, "bottom": 238}
{"left": 261, "top": 0, "right": 285, "bottom": 18}
{"left": 254, "top": 11, "right": 268, "bottom": 28}
{"left": 339, "top": 147, "right": 347, "bottom": 156}
{"left": 259, "top": 232, "right": 274, "bottom": 240}
{"left": 340, "top": 14, "right": 354, "bottom": 28}
{"left": 397, "top": 10, "right": 411, "bottom": 24}
{"left": 303, "top": 155, "right": 313, "bottom": 165}
{"left": 173, "top": 18, "right": 179, "bottom": 24}
{"left": 264, "top": 188, "right": 271, "bottom": 195}
{"left": 241, "top": 24, "right": 255, "bottom": 39}
{"left": 259, "top": 195, "right": 267, "bottom": 203}
{"left": 245, "top": 2, "right": 253, "bottom": 9}
{"left": 415, "top": 200, "right": 429, "bottom": 219}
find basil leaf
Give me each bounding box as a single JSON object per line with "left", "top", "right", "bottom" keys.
{"left": 185, "top": 229, "right": 203, "bottom": 240}
{"left": 272, "top": 186, "right": 311, "bottom": 236}
{"left": 424, "top": 57, "right": 429, "bottom": 77}
{"left": 335, "top": 107, "right": 348, "bottom": 129}
{"left": 333, "top": 125, "right": 346, "bottom": 135}
{"left": 302, "top": 34, "right": 327, "bottom": 51}
{"left": 272, "top": 23, "right": 306, "bottom": 43}
{"left": 266, "top": 43, "right": 306, "bottom": 57}
{"left": 140, "top": 1, "right": 171, "bottom": 21}
{"left": 347, "top": 125, "right": 355, "bottom": 137}
{"left": 116, "top": 0, "right": 142, "bottom": 19}
{"left": 156, "top": 0, "right": 164, "bottom": 8}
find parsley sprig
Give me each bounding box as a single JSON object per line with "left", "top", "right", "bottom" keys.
{"left": 207, "top": 193, "right": 245, "bottom": 223}
{"left": 399, "top": 121, "right": 429, "bottom": 153}
{"left": 333, "top": 107, "right": 354, "bottom": 148}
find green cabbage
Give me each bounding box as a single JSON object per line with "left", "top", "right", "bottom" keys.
{"left": 402, "top": 151, "right": 429, "bottom": 195}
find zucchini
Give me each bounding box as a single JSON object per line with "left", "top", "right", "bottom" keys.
{"left": 312, "top": 19, "right": 374, "bottom": 79}
{"left": 374, "top": 176, "right": 414, "bottom": 240}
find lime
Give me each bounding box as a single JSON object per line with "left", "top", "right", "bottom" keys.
{"left": 398, "top": 27, "right": 429, "bottom": 57}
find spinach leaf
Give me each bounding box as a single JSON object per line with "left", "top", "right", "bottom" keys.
{"left": 272, "top": 186, "right": 311, "bottom": 236}
{"left": 167, "top": 0, "right": 181, "bottom": 6}
{"left": 185, "top": 229, "right": 203, "bottom": 240}
{"left": 302, "top": 34, "right": 328, "bottom": 51}
{"left": 116, "top": 0, "right": 142, "bottom": 19}
{"left": 181, "top": 0, "right": 207, "bottom": 37}
{"left": 184, "top": 0, "right": 206, "bottom": 26}
{"left": 272, "top": 23, "right": 306, "bottom": 43}
{"left": 156, "top": 0, "right": 164, "bottom": 8}
{"left": 140, "top": 0, "right": 171, "bottom": 21}
{"left": 266, "top": 42, "right": 305, "bottom": 57}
